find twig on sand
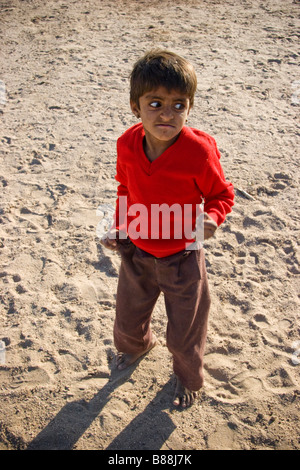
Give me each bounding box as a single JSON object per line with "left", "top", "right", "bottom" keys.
{"left": 235, "top": 187, "right": 256, "bottom": 201}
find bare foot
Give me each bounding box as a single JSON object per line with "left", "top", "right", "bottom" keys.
{"left": 173, "top": 377, "right": 198, "bottom": 408}
{"left": 116, "top": 336, "right": 157, "bottom": 371}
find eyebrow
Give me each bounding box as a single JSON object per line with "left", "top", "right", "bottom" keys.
{"left": 144, "top": 94, "right": 188, "bottom": 102}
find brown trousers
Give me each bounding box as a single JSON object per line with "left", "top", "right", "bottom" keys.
{"left": 114, "top": 239, "right": 211, "bottom": 391}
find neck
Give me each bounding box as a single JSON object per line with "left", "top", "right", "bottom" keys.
{"left": 143, "top": 132, "right": 180, "bottom": 162}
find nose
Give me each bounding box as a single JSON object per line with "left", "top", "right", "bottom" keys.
{"left": 160, "top": 105, "right": 174, "bottom": 121}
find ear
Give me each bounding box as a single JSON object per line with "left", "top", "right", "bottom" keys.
{"left": 185, "top": 105, "right": 191, "bottom": 123}
{"left": 187, "top": 100, "right": 192, "bottom": 116}
{"left": 130, "top": 100, "right": 140, "bottom": 119}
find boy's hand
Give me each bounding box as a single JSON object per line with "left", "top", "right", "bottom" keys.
{"left": 100, "top": 229, "right": 120, "bottom": 251}
{"left": 203, "top": 213, "right": 218, "bottom": 240}
{"left": 191, "top": 212, "right": 218, "bottom": 241}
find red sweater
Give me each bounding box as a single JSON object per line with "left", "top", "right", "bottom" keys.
{"left": 114, "top": 123, "right": 234, "bottom": 257}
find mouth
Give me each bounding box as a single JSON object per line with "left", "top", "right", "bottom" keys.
{"left": 156, "top": 123, "right": 175, "bottom": 128}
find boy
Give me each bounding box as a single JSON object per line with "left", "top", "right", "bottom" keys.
{"left": 101, "top": 50, "right": 234, "bottom": 408}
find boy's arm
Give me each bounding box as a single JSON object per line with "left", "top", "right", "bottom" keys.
{"left": 114, "top": 149, "right": 129, "bottom": 233}
{"left": 100, "top": 146, "right": 129, "bottom": 251}
{"left": 196, "top": 144, "right": 235, "bottom": 228}
{"left": 204, "top": 178, "right": 235, "bottom": 226}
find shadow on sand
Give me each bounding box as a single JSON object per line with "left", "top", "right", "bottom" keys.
{"left": 27, "top": 364, "right": 177, "bottom": 450}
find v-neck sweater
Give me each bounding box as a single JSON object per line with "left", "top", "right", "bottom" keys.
{"left": 114, "top": 123, "right": 234, "bottom": 257}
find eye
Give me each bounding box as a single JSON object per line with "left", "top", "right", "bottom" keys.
{"left": 174, "top": 103, "right": 185, "bottom": 111}
{"left": 149, "top": 101, "right": 161, "bottom": 108}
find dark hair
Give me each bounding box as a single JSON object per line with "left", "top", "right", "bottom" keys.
{"left": 130, "top": 50, "right": 197, "bottom": 108}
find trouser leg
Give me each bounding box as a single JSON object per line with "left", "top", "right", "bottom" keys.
{"left": 114, "top": 242, "right": 160, "bottom": 355}
{"left": 157, "top": 249, "right": 211, "bottom": 391}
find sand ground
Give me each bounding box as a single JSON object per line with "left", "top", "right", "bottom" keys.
{"left": 0, "top": 0, "right": 299, "bottom": 450}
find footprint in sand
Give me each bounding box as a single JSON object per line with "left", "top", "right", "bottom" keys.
{"left": 0, "top": 366, "right": 50, "bottom": 393}
{"left": 207, "top": 423, "right": 239, "bottom": 450}
{"left": 204, "top": 353, "right": 267, "bottom": 404}
{"left": 204, "top": 353, "right": 246, "bottom": 404}
{"left": 230, "top": 371, "right": 264, "bottom": 395}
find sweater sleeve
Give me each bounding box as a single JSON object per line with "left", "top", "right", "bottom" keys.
{"left": 196, "top": 140, "right": 234, "bottom": 226}
{"left": 113, "top": 138, "right": 129, "bottom": 232}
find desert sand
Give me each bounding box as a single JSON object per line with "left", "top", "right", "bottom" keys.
{"left": 0, "top": 0, "right": 299, "bottom": 451}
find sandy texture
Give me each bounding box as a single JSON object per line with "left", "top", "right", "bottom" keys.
{"left": 0, "top": 0, "right": 299, "bottom": 450}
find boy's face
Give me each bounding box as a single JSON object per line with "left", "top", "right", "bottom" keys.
{"left": 131, "top": 86, "right": 191, "bottom": 151}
